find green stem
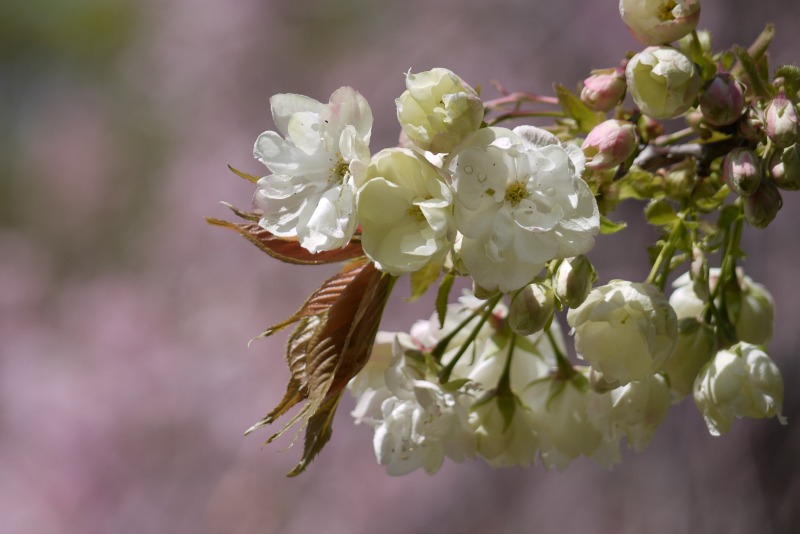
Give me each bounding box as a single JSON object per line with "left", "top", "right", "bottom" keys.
{"left": 432, "top": 295, "right": 496, "bottom": 361}
{"left": 646, "top": 220, "right": 683, "bottom": 291}
{"left": 438, "top": 294, "right": 502, "bottom": 383}
{"left": 546, "top": 328, "right": 574, "bottom": 379}
{"left": 653, "top": 127, "right": 695, "bottom": 146}
{"left": 497, "top": 333, "right": 517, "bottom": 393}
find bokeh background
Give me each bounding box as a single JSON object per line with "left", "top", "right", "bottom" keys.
{"left": 3, "top": 1, "right": 800, "bottom": 533}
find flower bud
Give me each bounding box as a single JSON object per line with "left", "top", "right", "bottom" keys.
{"left": 555, "top": 255, "right": 597, "bottom": 308}
{"left": 626, "top": 46, "right": 701, "bottom": 119}
{"left": 769, "top": 144, "right": 800, "bottom": 190}
{"left": 396, "top": 68, "right": 484, "bottom": 154}
{"left": 581, "top": 66, "right": 627, "bottom": 112}
{"left": 508, "top": 284, "right": 555, "bottom": 336}
{"left": 744, "top": 178, "right": 782, "bottom": 229}
{"left": 699, "top": 73, "right": 745, "bottom": 127}
{"left": 619, "top": 0, "right": 700, "bottom": 46}
{"left": 661, "top": 318, "right": 717, "bottom": 399}
{"left": 722, "top": 148, "right": 761, "bottom": 196}
{"left": 582, "top": 120, "right": 638, "bottom": 170}
{"left": 567, "top": 280, "right": 678, "bottom": 385}
{"left": 765, "top": 93, "right": 799, "bottom": 148}
{"left": 694, "top": 342, "right": 786, "bottom": 436}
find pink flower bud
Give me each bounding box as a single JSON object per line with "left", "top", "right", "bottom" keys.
{"left": 765, "top": 93, "right": 799, "bottom": 148}
{"left": 744, "top": 178, "right": 782, "bottom": 229}
{"left": 769, "top": 144, "right": 800, "bottom": 190}
{"left": 699, "top": 74, "right": 746, "bottom": 127}
{"left": 582, "top": 119, "right": 638, "bottom": 170}
{"left": 723, "top": 148, "right": 761, "bottom": 196}
{"left": 581, "top": 65, "right": 627, "bottom": 112}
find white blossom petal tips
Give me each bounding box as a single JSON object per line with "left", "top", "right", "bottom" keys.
{"left": 694, "top": 342, "right": 786, "bottom": 436}
{"left": 449, "top": 126, "right": 600, "bottom": 293}
{"left": 253, "top": 87, "right": 373, "bottom": 253}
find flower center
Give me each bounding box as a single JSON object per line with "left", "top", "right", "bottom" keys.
{"left": 406, "top": 205, "right": 426, "bottom": 222}
{"left": 657, "top": 0, "right": 677, "bottom": 21}
{"left": 330, "top": 154, "right": 349, "bottom": 182}
{"left": 504, "top": 181, "right": 530, "bottom": 207}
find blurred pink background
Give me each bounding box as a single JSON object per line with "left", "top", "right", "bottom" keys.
{"left": 2, "top": 1, "right": 800, "bottom": 532}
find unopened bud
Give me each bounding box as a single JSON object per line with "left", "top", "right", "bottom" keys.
{"left": 582, "top": 119, "right": 638, "bottom": 170}
{"left": 765, "top": 93, "right": 799, "bottom": 148}
{"left": 619, "top": 0, "right": 700, "bottom": 46}
{"left": 581, "top": 65, "right": 627, "bottom": 112}
{"left": 508, "top": 284, "right": 555, "bottom": 336}
{"left": 662, "top": 318, "right": 717, "bottom": 400}
{"left": 699, "top": 74, "right": 746, "bottom": 127}
{"left": 723, "top": 148, "right": 762, "bottom": 196}
{"left": 664, "top": 158, "right": 697, "bottom": 198}
{"left": 626, "top": 46, "right": 701, "bottom": 119}
{"left": 744, "top": 178, "right": 782, "bottom": 229}
{"left": 769, "top": 144, "right": 800, "bottom": 190}
{"left": 555, "top": 255, "right": 597, "bottom": 308}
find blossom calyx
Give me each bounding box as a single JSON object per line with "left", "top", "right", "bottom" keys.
{"left": 626, "top": 46, "right": 700, "bottom": 119}
{"left": 765, "top": 93, "right": 799, "bottom": 149}
{"left": 619, "top": 0, "right": 700, "bottom": 46}
{"left": 581, "top": 66, "right": 627, "bottom": 112}
{"left": 568, "top": 280, "right": 678, "bottom": 385}
{"left": 582, "top": 119, "right": 638, "bottom": 171}
{"left": 699, "top": 73, "right": 746, "bottom": 127}
{"left": 396, "top": 68, "right": 484, "bottom": 154}
{"left": 693, "top": 342, "right": 786, "bottom": 436}
{"left": 723, "top": 148, "right": 762, "bottom": 197}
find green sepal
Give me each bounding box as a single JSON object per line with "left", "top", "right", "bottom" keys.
{"left": 775, "top": 65, "right": 800, "bottom": 100}
{"left": 409, "top": 260, "right": 442, "bottom": 302}
{"left": 554, "top": 83, "right": 604, "bottom": 133}
{"left": 600, "top": 214, "right": 627, "bottom": 234}
{"left": 436, "top": 271, "right": 456, "bottom": 328}
{"left": 441, "top": 377, "right": 472, "bottom": 393}
{"left": 645, "top": 198, "right": 679, "bottom": 227}
{"left": 227, "top": 164, "right": 260, "bottom": 184}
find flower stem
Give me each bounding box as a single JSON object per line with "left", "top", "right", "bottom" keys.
{"left": 438, "top": 294, "right": 503, "bottom": 383}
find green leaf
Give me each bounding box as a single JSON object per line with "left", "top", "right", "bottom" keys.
{"left": 734, "top": 46, "right": 775, "bottom": 99}
{"left": 441, "top": 378, "right": 472, "bottom": 392}
{"left": 436, "top": 271, "right": 456, "bottom": 328}
{"left": 554, "top": 83, "right": 604, "bottom": 133}
{"left": 719, "top": 50, "right": 736, "bottom": 72}
{"left": 409, "top": 260, "right": 442, "bottom": 302}
{"left": 644, "top": 198, "right": 679, "bottom": 226}
{"left": 600, "top": 215, "right": 627, "bottom": 234}
{"left": 678, "top": 30, "right": 716, "bottom": 80}
{"left": 776, "top": 65, "right": 800, "bottom": 99}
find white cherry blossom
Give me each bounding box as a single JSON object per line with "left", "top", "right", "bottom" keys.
{"left": 448, "top": 126, "right": 599, "bottom": 293}
{"left": 253, "top": 87, "right": 372, "bottom": 252}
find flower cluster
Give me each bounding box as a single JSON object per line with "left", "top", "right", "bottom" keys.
{"left": 214, "top": 0, "right": 793, "bottom": 477}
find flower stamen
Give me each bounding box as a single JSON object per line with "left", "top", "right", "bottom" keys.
{"left": 504, "top": 181, "right": 530, "bottom": 207}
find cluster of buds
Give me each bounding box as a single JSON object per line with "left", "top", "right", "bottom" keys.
{"left": 212, "top": 0, "right": 793, "bottom": 477}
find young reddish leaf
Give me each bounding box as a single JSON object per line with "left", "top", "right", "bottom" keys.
{"left": 247, "top": 259, "right": 396, "bottom": 476}
{"left": 206, "top": 218, "right": 364, "bottom": 265}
